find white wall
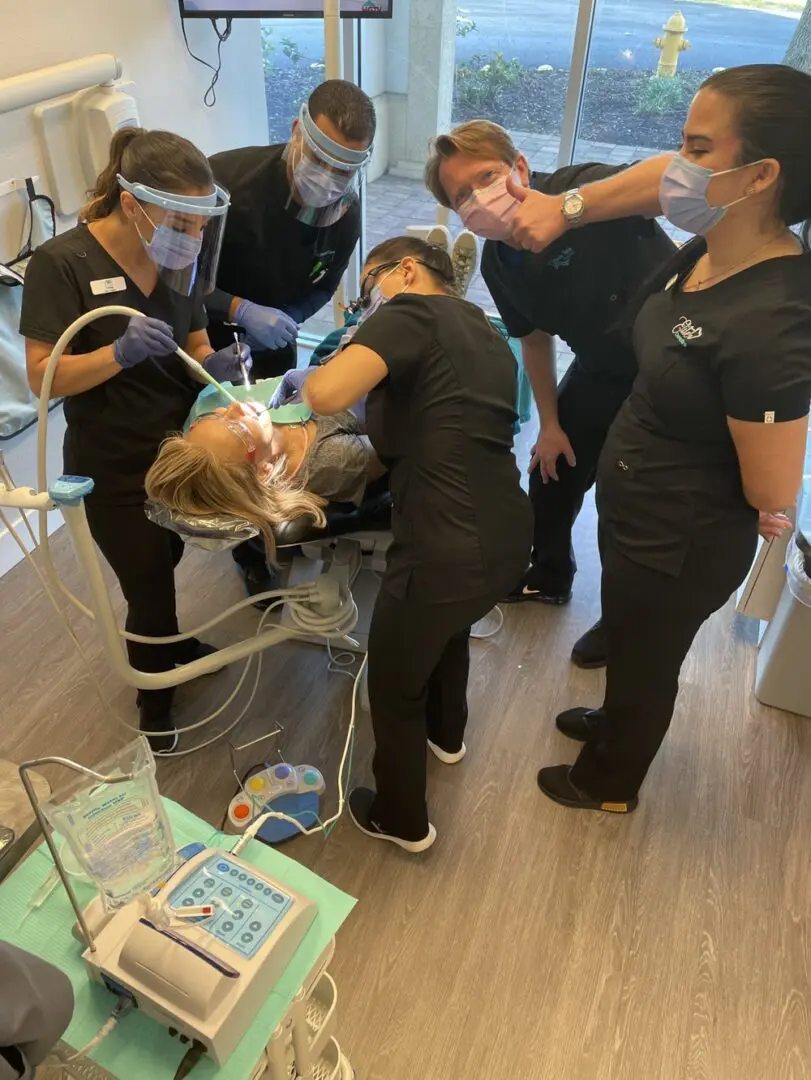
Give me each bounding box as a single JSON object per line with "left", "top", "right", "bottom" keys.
{"left": 0, "top": 0, "right": 268, "bottom": 575}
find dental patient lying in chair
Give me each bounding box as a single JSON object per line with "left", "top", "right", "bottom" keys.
{"left": 145, "top": 371, "right": 381, "bottom": 557}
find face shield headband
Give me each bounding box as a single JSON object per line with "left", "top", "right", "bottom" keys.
{"left": 118, "top": 175, "right": 230, "bottom": 297}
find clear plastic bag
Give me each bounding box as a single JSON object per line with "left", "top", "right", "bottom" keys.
{"left": 41, "top": 738, "right": 175, "bottom": 909}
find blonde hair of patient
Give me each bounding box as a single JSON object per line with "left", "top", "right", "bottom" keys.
{"left": 145, "top": 436, "right": 326, "bottom": 564}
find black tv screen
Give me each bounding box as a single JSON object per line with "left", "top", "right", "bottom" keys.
{"left": 180, "top": 0, "right": 392, "bottom": 16}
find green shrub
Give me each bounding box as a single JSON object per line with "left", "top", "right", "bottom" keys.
{"left": 455, "top": 52, "right": 526, "bottom": 118}
{"left": 635, "top": 74, "right": 689, "bottom": 116}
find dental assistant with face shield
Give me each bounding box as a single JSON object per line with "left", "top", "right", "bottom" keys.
{"left": 20, "top": 127, "right": 248, "bottom": 754}
{"left": 506, "top": 64, "right": 811, "bottom": 813}
{"left": 206, "top": 80, "right": 375, "bottom": 602}
{"left": 425, "top": 122, "right": 675, "bottom": 670}
{"left": 206, "top": 79, "right": 375, "bottom": 379}
{"left": 304, "top": 236, "right": 533, "bottom": 853}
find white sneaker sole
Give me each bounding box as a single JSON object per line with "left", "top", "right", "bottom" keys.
{"left": 426, "top": 225, "right": 451, "bottom": 252}
{"left": 348, "top": 806, "right": 437, "bottom": 853}
{"left": 428, "top": 740, "right": 466, "bottom": 765}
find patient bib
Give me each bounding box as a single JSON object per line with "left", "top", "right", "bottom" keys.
{"left": 184, "top": 378, "right": 312, "bottom": 432}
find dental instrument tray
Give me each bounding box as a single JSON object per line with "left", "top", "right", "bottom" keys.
{"left": 82, "top": 848, "right": 316, "bottom": 1065}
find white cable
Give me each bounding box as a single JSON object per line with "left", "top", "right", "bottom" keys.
{"left": 67, "top": 999, "right": 133, "bottom": 1061}
{"left": 471, "top": 605, "right": 504, "bottom": 640}
{"left": 230, "top": 653, "right": 366, "bottom": 852}
{"left": 1, "top": 504, "right": 359, "bottom": 758}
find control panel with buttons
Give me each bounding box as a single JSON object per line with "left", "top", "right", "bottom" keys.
{"left": 166, "top": 855, "right": 296, "bottom": 960}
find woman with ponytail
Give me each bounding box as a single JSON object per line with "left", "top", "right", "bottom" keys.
{"left": 514, "top": 64, "right": 811, "bottom": 814}
{"left": 20, "top": 127, "right": 256, "bottom": 753}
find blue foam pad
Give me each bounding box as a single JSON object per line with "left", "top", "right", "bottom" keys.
{"left": 255, "top": 791, "right": 321, "bottom": 845}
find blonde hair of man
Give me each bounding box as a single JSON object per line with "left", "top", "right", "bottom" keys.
{"left": 424, "top": 120, "right": 522, "bottom": 208}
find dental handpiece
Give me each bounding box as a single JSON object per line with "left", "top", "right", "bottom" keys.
{"left": 234, "top": 331, "right": 250, "bottom": 391}
{"left": 174, "top": 344, "right": 241, "bottom": 405}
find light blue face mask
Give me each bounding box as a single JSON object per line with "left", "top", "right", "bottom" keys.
{"left": 136, "top": 205, "right": 202, "bottom": 270}
{"left": 659, "top": 155, "right": 762, "bottom": 236}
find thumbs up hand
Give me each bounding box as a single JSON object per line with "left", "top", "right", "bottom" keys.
{"left": 506, "top": 175, "right": 569, "bottom": 254}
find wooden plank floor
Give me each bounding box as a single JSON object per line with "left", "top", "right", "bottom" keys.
{"left": 2, "top": 499, "right": 810, "bottom": 1080}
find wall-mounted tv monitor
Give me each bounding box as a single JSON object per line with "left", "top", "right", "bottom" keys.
{"left": 180, "top": 0, "right": 392, "bottom": 17}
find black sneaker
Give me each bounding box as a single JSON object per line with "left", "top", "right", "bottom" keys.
{"left": 347, "top": 788, "right": 436, "bottom": 853}
{"left": 556, "top": 706, "right": 605, "bottom": 742}
{"left": 139, "top": 703, "right": 179, "bottom": 755}
{"left": 242, "top": 563, "right": 279, "bottom": 611}
{"left": 502, "top": 579, "right": 572, "bottom": 605}
{"left": 537, "top": 765, "right": 637, "bottom": 814}
{"left": 571, "top": 619, "right": 606, "bottom": 669}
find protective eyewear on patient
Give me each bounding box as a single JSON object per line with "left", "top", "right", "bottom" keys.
{"left": 189, "top": 412, "right": 258, "bottom": 462}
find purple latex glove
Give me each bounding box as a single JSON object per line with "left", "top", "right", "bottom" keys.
{"left": 114, "top": 316, "right": 176, "bottom": 369}
{"left": 270, "top": 367, "right": 314, "bottom": 407}
{"left": 235, "top": 300, "right": 298, "bottom": 351}
{"left": 203, "top": 343, "right": 252, "bottom": 383}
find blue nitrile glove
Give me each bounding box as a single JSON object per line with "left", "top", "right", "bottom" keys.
{"left": 203, "top": 343, "right": 253, "bottom": 383}
{"left": 269, "top": 367, "right": 313, "bottom": 407}
{"left": 114, "top": 316, "right": 177, "bottom": 369}
{"left": 234, "top": 300, "right": 299, "bottom": 351}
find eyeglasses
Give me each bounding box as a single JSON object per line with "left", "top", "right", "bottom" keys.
{"left": 357, "top": 261, "right": 400, "bottom": 308}
{"left": 189, "top": 413, "right": 257, "bottom": 462}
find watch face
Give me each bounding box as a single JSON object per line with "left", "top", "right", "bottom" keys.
{"left": 564, "top": 192, "right": 585, "bottom": 217}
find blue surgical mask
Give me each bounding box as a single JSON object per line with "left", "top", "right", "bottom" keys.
{"left": 136, "top": 206, "right": 202, "bottom": 270}
{"left": 659, "top": 155, "right": 761, "bottom": 236}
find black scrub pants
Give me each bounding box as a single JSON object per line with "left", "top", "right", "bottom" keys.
{"left": 367, "top": 586, "right": 503, "bottom": 841}
{"left": 85, "top": 499, "right": 198, "bottom": 717}
{"left": 569, "top": 529, "right": 757, "bottom": 801}
{"left": 528, "top": 360, "right": 631, "bottom": 595}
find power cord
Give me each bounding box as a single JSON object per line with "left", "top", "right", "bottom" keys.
{"left": 67, "top": 996, "right": 134, "bottom": 1061}
{"left": 180, "top": 16, "right": 233, "bottom": 107}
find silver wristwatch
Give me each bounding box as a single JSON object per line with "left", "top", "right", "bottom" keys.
{"left": 561, "top": 188, "right": 586, "bottom": 227}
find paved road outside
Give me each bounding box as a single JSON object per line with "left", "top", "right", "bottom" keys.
{"left": 267, "top": 0, "right": 799, "bottom": 71}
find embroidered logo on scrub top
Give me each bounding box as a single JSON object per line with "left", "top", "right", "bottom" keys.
{"left": 549, "top": 247, "right": 575, "bottom": 270}
{"left": 672, "top": 316, "right": 703, "bottom": 346}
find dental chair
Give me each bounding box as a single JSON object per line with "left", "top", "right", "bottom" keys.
{"left": 148, "top": 477, "right": 392, "bottom": 656}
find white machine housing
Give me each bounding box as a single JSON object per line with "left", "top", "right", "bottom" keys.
{"left": 82, "top": 848, "right": 317, "bottom": 1065}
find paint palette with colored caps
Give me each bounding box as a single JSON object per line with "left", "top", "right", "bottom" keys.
{"left": 228, "top": 764, "right": 325, "bottom": 832}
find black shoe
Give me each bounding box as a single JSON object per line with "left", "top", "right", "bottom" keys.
{"left": 134, "top": 641, "right": 221, "bottom": 711}
{"left": 139, "top": 703, "right": 179, "bottom": 755}
{"left": 173, "top": 640, "right": 220, "bottom": 667}
{"left": 571, "top": 619, "right": 606, "bottom": 669}
{"left": 556, "top": 706, "right": 605, "bottom": 742}
{"left": 347, "top": 788, "right": 436, "bottom": 853}
{"left": 502, "top": 575, "right": 572, "bottom": 605}
{"left": 242, "top": 563, "right": 279, "bottom": 611}
{"left": 537, "top": 765, "right": 637, "bottom": 813}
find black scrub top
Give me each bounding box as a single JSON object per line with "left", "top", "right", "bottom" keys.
{"left": 207, "top": 144, "right": 361, "bottom": 346}
{"left": 481, "top": 163, "right": 676, "bottom": 383}
{"left": 598, "top": 240, "right": 811, "bottom": 577}
{"left": 19, "top": 226, "right": 205, "bottom": 505}
{"left": 351, "top": 293, "right": 533, "bottom": 602}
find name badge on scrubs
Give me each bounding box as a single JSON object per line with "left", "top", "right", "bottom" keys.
{"left": 90, "top": 276, "right": 127, "bottom": 296}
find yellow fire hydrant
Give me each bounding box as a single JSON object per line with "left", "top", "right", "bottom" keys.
{"left": 654, "top": 11, "right": 690, "bottom": 77}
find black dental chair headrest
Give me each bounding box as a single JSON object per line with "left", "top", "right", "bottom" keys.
{"left": 274, "top": 484, "right": 392, "bottom": 548}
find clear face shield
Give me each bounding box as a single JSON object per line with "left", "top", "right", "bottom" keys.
{"left": 284, "top": 103, "right": 373, "bottom": 227}
{"left": 118, "top": 175, "right": 230, "bottom": 297}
